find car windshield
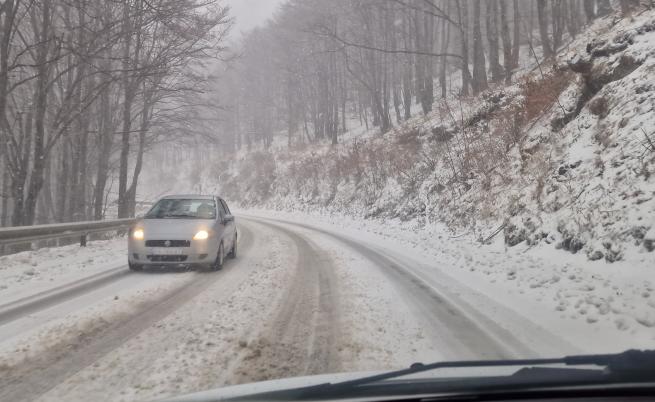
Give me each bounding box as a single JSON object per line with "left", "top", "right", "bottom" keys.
{"left": 145, "top": 199, "right": 216, "bottom": 219}
{"left": 1, "top": 1, "right": 654, "bottom": 402}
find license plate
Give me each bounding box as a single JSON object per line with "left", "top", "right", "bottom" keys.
{"left": 148, "top": 247, "right": 184, "bottom": 255}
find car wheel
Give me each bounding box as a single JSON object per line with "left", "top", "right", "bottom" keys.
{"left": 212, "top": 242, "right": 225, "bottom": 271}
{"left": 129, "top": 261, "right": 143, "bottom": 271}
{"left": 228, "top": 234, "right": 237, "bottom": 259}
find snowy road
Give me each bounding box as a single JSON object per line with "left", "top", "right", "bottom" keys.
{"left": 1, "top": 215, "right": 580, "bottom": 402}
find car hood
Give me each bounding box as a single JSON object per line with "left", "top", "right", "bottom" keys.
{"left": 138, "top": 218, "right": 215, "bottom": 239}
{"left": 155, "top": 368, "right": 517, "bottom": 402}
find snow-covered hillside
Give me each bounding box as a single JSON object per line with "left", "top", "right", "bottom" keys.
{"left": 214, "top": 11, "right": 655, "bottom": 263}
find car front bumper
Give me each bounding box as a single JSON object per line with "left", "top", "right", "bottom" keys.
{"left": 128, "top": 238, "right": 218, "bottom": 266}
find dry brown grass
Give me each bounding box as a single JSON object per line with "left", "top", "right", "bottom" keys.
{"left": 519, "top": 71, "right": 573, "bottom": 124}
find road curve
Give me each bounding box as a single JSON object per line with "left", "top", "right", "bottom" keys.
{"left": 232, "top": 219, "right": 341, "bottom": 383}
{"left": 239, "top": 215, "right": 559, "bottom": 360}
{"left": 0, "top": 213, "right": 572, "bottom": 402}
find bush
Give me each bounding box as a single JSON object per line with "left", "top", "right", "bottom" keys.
{"left": 518, "top": 71, "right": 573, "bottom": 125}
{"left": 589, "top": 96, "right": 609, "bottom": 117}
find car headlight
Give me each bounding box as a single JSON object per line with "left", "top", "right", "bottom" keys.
{"left": 193, "top": 230, "right": 209, "bottom": 240}
{"left": 133, "top": 229, "right": 144, "bottom": 240}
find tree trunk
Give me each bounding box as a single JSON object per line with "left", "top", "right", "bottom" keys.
{"left": 57, "top": 143, "right": 70, "bottom": 222}
{"left": 567, "top": 0, "right": 581, "bottom": 38}
{"left": 537, "top": 0, "right": 554, "bottom": 59}
{"left": 126, "top": 101, "right": 150, "bottom": 218}
{"left": 0, "top": 0, "right": 18, "bottom": 143}
{"left": 68, "top": 72, "right": 89, "bottom": 222}
{"left": 332, "top": 50, "right": 340, "bottom": 144}
{"left": 23, "top": 0, "right": 52, "bottom": 226}
{"left": 500, "top": 0, "right": 514, "bottom": 83}
{"left": 457, "top": 0, "right": 472, "bottom": 96}
{"left": 401, "top": 10, "right": 413, "bottom": 119}
{"left": 286, "top": 75, "right": 294, "bottom": 147}
{"left": 512, "top": 0, "right": 520, "bottom": 69}
{"left": 340, "top": 61, "right": 346, "bottom": 132}
{"left": 403, "top": 66, "right": 412, "bottom": 119}
{"left": 118, "top": 0, "right": 144, "bottom": 218}
{"left": 392, "top": 20, "right": 403, "bottom": 126}
{"left": 73, "top": 67, "right": 92, "bottom": 221}
{"left": 42, "top": 139, "right": 57, "bottom": 223}
{"left": 93, "top": 58, "right": 114, "bottom": 220}
{"left": 413, "top": 7, "right": 424, "bottom": 107}
{"left": 620, "top": 0, "right": 639, "bottom": 17}
{"left": 486, "top": 0, "right": 503, "bottom": 83}
{"left": 584, "top": 0, "right": 596, "bottom": 21}
{"left": 552, "top": 0, "right": 564, "bottom": 52}
{"left": 596, "top": 0, "right": 612, "bottom": 16}
{"left": 10, "top": 111, "right": 32, "bottom": 226}
{"left": 439, "top": 12, "right": 451, "bottom": 98}
{"left": 1, "top": 154, "right": 9, "bottom": 226}
{"left": 417, "top": 8, "right": 434, "bottom": 114}
{"left": 471, "top": 0, "right": 488, "bottom": 94}
{"left": 117, "top": 1, "right": 133, "bottom": 219}
{"left": 38, "top": 152, "right": 54, "bottom": 223}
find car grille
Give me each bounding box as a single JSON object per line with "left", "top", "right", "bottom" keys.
{"left": 147, "top": 255, "right": 188, "bottom": 262}
{"left": 145, "top": 240, "right": 190, "bottom": 247}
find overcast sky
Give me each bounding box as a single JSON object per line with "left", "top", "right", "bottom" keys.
{"left": 224, "top": 0, "right": 285, "bottom": 35}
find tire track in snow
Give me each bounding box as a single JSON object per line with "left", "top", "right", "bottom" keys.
{"left": 0, "top": 224, "right": 256, "bottom": 402}
{"left": 232, "top": 218, "right": 341, "bottom": 383}
{"left": 241, "top": 216, "right": 532, "bottom": 360}
{"left": 0, "top": 265, "right": 130, "bottom": 326}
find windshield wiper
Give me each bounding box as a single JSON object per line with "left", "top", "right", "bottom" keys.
{"left": 232, "top": 349, "right": 655, "bottom": 401}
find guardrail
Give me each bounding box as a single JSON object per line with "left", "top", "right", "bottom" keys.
{"left": 0, "top": 218, "right": 137, "bottom": 249}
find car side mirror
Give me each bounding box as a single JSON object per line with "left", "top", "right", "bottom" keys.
{"left": 223, "top": 214, "right": 235, "bottom": 224}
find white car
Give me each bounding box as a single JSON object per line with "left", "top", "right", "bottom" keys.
{"left": 127, "top": 195, "right": 237, "bottom": 271}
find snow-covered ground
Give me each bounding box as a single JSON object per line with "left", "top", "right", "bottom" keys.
{"left": 238, "top": 208, "right": 655, "bottom": 353}
{"left": 0, "top": 209, "right": 652, "bottom": 401}
{"left": 0, "top": 237, "right": 127, "bottom": 305}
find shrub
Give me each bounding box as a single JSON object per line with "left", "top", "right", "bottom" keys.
{"left": 589, "top": 96, "right": 609, "bottom": 117}
{"left": 518, "top": 71, "right": 573, "bottom": 125}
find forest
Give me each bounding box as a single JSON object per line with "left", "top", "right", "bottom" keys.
{"left": 0, "top": 0, "right": 230, "bottom": 226}
{"left": 216, "top": 0, "right": 638, "bottom": 150}
{"left": 0, "top": 0, "right": 642, "bottom": 227}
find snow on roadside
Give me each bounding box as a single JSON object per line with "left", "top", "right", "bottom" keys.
{"left": 319, "top": 231, "right": 447, "bottom": 369}
{"left": 0, "top": 271, "right": 197, "bottom": 372}
{"left": 238, "top": 208, "right": 655, "bottom": 354}
{"left": 0, "top": 237, "right": 128, "bottom": 305}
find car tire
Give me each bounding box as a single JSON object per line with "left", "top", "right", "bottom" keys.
{"left": 228, "top": 234, "right": 237, "bottom": 259}
{"left": 212, "top": 242, "right": 224, "bottom": 271}
{"left": 129, "top": 261, "right": 143, "bottom": 271}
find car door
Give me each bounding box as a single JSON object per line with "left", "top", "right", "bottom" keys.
{"left": 219, "top": 198, "right": 236, "bottom": 249}
{"left": 213, "top": 197, "right": 227, "bottom": 247}
{"left": 214, "top": 198, "right": 228, "bottom": 249}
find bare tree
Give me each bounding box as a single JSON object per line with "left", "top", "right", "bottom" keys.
{"left": 0, "top": 0, "right": 231, "bottom": 225}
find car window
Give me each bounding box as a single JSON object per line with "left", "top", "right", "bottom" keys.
{"left": 220, "top": 199, "right": 231, "bottom": 215}
{"left": 145, "top": 199, "right": 216, "bottom": 219}
{"left": 217, "top": 199, "right": 228, "bottom": 219}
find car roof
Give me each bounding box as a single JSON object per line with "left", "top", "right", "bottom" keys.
{"left": 160, "top": 194, "right": 216, "bottom": 200}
